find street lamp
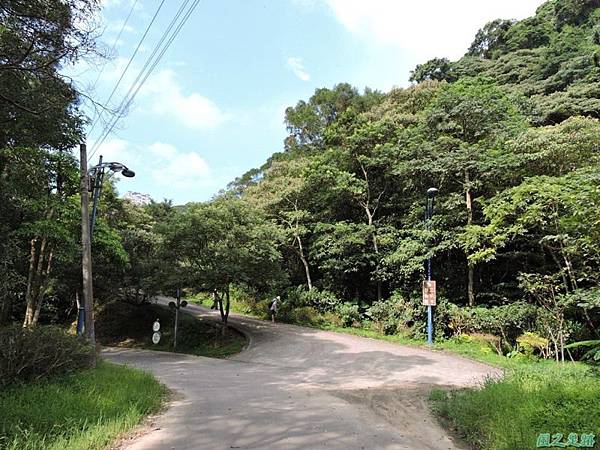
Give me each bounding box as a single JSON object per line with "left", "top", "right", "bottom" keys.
{"left": 425, "top": 187, "right": 438, "bottom": 345}
{"left": 76, "top": 154, "right": 135, "bottom": 336}
{"left": 89, "top": 155, "right": 135, "bottom": 235}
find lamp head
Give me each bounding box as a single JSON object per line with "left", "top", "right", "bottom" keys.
{"left": 427, "top": 187, "right": 439, "bottom": 197}
{"left": 121, "top": 168, "right": 135, "bottom": 178}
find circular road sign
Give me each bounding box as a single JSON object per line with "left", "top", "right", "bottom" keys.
{"left": 152, "top": 320, "right": 160, "bottom": 332}
{"left": 152, "top": 331, "right": 161, "bottom": 344}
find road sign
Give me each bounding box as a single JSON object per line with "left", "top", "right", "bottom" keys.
{"left": 152, "top": 319, "right": 160, "bottom": 332}
{"left": 152, "top": 331, "right": 161, "bottom": 344}
{"left": 422, "top": 280, "right": 436, "bottom": 306}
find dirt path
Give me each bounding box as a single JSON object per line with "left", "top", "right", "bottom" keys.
{"left": 103, "top": 299, "right": 500, "bottom": 449}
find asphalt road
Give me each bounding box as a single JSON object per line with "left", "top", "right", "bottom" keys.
{"left": 103, "top": 299, "right": 500, "bottom": 450}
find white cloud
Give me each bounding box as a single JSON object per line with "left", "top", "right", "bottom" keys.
{"left": 323, "top": 0, "right": 544, "bottom": 61}
{"left": 149, "top": 142, "right": 177, "bottom": 159}
{"left": 88, "top": 138, "right": 213, "bottom": 193}
{"left": 151, "top": 151, "right": 211, "bottom": 189}
{"left": 142, "top": 69, "right": 231, "bottom": 129}
{"left": 286, "top": 57, "right": 311, "bottom": 81}
{"left": 87, "top": 138, "right": 135, "bottom": 165}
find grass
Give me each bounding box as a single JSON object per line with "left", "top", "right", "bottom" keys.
{"left": 95, "top": 301, "right": 247, "bottom": 358}
{"left": 0, "top": 361, "right": 167, "bottom": 450}
{"left": 430, "top": 363, "right": 600, "bottom": 450}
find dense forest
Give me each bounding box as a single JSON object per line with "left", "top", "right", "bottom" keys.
{"left": 2, "top": 0, "right": 600, "bottom": 362}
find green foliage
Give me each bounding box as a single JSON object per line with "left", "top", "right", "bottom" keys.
{"left": 409, "top": 58, "right": 455, "bottom": 83}
{"left": 565, "top": 339, "right": 600, "bottom": 362}
{"left": 516, "top": 332, "right": 550, "bottom": 357}
{"left": 0, "top": 361, "right": 166, "bottom": 450}
{"left": 0, "top": 325, "right": 92, "bottom": 389}
{"left": 95, "top": 301, "right": 246, "bottom": 358}
{"left": 431, "top": 364, "right": 600, "bottom": 450}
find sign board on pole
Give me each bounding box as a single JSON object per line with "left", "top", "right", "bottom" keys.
{"left": 422, "top": 280, "right": 437, "bottom": 306}
{"left": 152, "top": 331, "right": 161, "bottom": 344}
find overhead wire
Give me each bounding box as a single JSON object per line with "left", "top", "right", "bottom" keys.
{"left": 88, "top": 0, "right": 201, "bottom": 161}
{"left": 87, "top": 0, "right": 167, "bottom": 139}
{"left": 89, "top": 0, "right": 140, "bottom": 100}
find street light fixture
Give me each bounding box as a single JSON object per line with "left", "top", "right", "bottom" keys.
{"left": 76, "top": 154, "right": 135, "bottom": 336}
{"left": 89, "top": 156, "right": 135, "bottom": 236}
{"left": 425, "top": 187, "right": 438, "bottom": 345}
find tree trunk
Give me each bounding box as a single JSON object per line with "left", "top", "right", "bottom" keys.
{"left": 465, "top": 171, "right": 475, "bottom": 306}
{"left": 32, "top": 251, "right": 53, "bottom": 325}
{"left": 225, "top": 284, "right": 230, "bottom": 324}
{"left": 295, "top": 234, "right": 313, "bottom": 291}
{"left": 366, "top": 208, "right": 382, "bottom": 301}
{"left": 23, "top": 238, "right": 38, "bottom": 326}
{"left": 467, "top": 262, "right": 475, "bottom": 307}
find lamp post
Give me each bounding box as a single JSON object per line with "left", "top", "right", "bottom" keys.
{"left": 89, "top": 156, "right": 135, "bottom": 235}
{"left": 76, "top": 154, "right": 135, "bottom": 336}
{"left": 425, "top": 187, "right": 438, "bottom": 345}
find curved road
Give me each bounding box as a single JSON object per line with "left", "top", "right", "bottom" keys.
{"left": 103, "top": 300, "right": 500, "bottom": 450}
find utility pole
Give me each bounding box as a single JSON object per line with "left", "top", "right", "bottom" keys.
{"left": 80, "top": 143, "right": 96, "bottom": 366}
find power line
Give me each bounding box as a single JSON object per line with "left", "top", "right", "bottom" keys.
{"left": 90, "top": 0, "right": 139, "bottom": 95}
{"left": 88, "top": 0, "right": 201, "bottom": 161}
{"left": 87, "top": 0, "right": 166, "bottom": 139}
{"left": 88, "top": 0, "right": 194, "bottom": 159}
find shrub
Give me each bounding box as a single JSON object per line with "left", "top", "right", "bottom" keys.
{"left": 445, "top": 301, "right": 540, "bottom": 349}
{"left": 287, "top": 306, "right": 324, "bottom": 326}
{"left": 366, "top": 294, "right": 408, "bottom": 335}
{"left": 516, "top": 331, "right": 550, "bottom": 358}
{"left": 0, "top": 324, "right": 93, "bottom": 388}
{"left": 285, "top": 286, "right": 342, "bottom": 312}
{"left": 334, "top": 303, "right": 361, "bottom": 327}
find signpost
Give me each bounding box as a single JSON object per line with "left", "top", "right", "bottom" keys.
{"left": 168, "top": 289, "right": 188, "bottom": 349}
{"left": 425, "top": 187, "right": 438, "bottom": 345}
{"left": 152, "top": 319, "right": 161, "bottom": 344}
{"left": 422, "top": 280, "right": 436, "bottom": 306}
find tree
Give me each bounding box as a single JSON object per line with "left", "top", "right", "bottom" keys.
{"left": 423, "top": 77, "right": 527, "bottom": 305}
{"left": 409, "top": 58, "right": 455, "bottom": 83}
{"left": 0, "top": 0, "right": 100, "bottom": 149}
{"left": 244, "top": 158, "right": 315, "bottom": 290}
{"left": 467, "top": 19, "right": 515, "bottom": 59}
{"left": 164, "top": 199, "right": 285, "bottom": 325}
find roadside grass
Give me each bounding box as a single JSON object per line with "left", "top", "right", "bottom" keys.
{"left": 429, "top": 363, "right": 600, "bottom": 450}
{"left": 0, "top": 361, "right": 167, "bottom": 450}
{"left": 96, "top": 301, "right": 246, "bottom": 358}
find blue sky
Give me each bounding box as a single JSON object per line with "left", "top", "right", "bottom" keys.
{"left": 73, "top": 0, "right": 544, "bottom": 204}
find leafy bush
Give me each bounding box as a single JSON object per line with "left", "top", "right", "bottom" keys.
{"left": 445, "top": 301, "right": 539, "bottom": 349}
{"left": 366, "top": 292, "right": 457, "bottom": 339}
{"left": 516, "top": 332, "right": 549, "bottom": 358}
{"left": 334, "top": 303, "right": 361, "bottom": 327}
{"left": 287, "top": 306, "right": 325, "bottom": 326}
{"left": 0, "top": 324, "right": 93, "bottom": 388}
{"left": 366, "top": 293, "right": 409, "bottom": 335}
{"left": 285, "top": 286, "right": 342, "bottom": 312}
{"left": 565, "top": 339, "right": 600, "bottom": 363}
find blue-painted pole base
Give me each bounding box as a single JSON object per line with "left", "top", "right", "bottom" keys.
{"left": 427, "top": 304, "right": 433, "bottom": 345}
{"left": 76, "top": 308, "right": 85, "bottom": 336}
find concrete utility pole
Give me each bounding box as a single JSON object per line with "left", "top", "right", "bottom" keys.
{"left": 80, "top": 143, "right": 96, "bottom": 366}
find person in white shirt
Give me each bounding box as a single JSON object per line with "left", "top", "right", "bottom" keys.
{"left": 270, "top": 295, "right": 280, "bottom": 323}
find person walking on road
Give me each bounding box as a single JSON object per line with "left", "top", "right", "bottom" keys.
{"left": 210, "top": 289, "right": 219, "bottom": 310}
{"left": 269, "top": 296, "right": 280, "bottom": 323}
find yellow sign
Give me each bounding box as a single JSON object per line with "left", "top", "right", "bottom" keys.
{"left": 422, "top": 280, "right": 436, "bottom": 306}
